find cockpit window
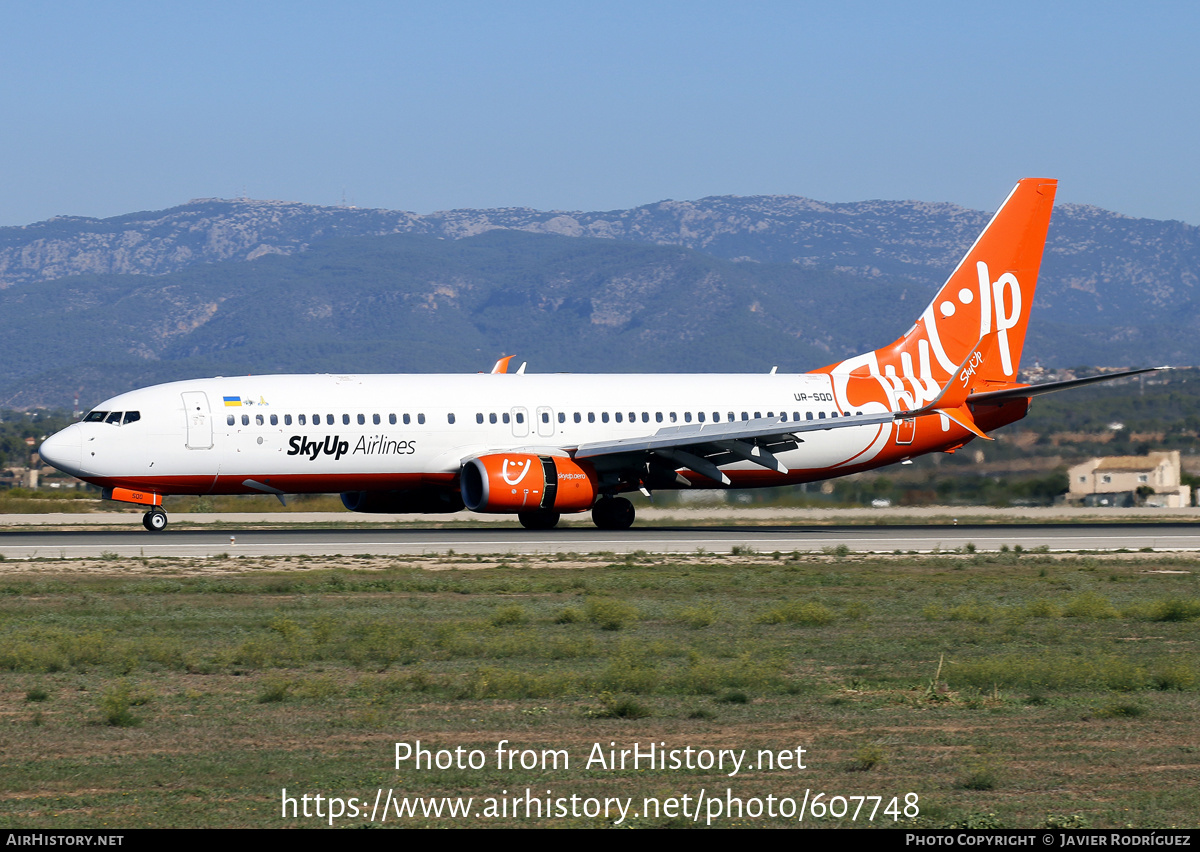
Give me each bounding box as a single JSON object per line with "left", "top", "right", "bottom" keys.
{"left": 122, "top": 411, "right": 140, "bottom": 425}
{"left": 83, "top": 411, "right": 107, "bottom": 423}
{"left": 105, "top": 412, "right": 123, "bottom": 424}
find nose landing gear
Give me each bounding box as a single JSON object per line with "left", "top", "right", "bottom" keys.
{"left": 142, "top": 508, "right": 168, "bottom": 532}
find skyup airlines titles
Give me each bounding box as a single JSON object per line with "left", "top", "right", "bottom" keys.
{"left": 287, "top": 435, "right": 417, "bottom": 461}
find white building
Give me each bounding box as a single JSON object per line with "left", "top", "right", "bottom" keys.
{"left": 1067, "top": 450, "right": 1190, "bottom": 507}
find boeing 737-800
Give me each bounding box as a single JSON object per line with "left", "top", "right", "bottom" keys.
{"left": 38, "top": 179, "right": 1158, "bottom": 531}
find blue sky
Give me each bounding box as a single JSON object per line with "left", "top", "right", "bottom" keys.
{"left": 2, "top": 1, "right": 1197, "bottom": 226}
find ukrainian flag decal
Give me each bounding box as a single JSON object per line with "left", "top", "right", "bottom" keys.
{"left": 223, "top": 396, "right": 242, "bottom": 407}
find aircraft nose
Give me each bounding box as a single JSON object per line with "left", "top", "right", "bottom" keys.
{"left": 39, "top": 427, "right": 82, "bottom": 475}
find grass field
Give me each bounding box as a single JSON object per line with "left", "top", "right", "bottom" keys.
{"left": 0, "top": 550, "right": 1197, "bottom": 829}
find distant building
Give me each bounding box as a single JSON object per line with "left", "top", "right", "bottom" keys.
{"left": 1067, "top": 451, "right": 1190, "bottom": 507}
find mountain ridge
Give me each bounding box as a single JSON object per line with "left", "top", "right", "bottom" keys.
{"left": 3, "top": 192, "right": 1197, "bottom": 409}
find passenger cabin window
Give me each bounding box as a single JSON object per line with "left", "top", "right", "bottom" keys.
{"left": 227, "top": 415, "right": 235, "bottom": 426}
{"left": 241, "top": 414, "right": 249, "bottom": 426}
{"left": 270, "top": 414, "right": 278, "bottom": 426}
{"left": 285, "top": 414, "right": 292, "bottom": 425}
{"left": 417, "top": 414, "right": 425, "bottom": 425}
{"left": 697, "top": 412, "right": 705, "bottom": 422}
{"left": 342, "top": 414, "right": 350, "bottom": 425}
{"left": 588, "top": 413, "right": 595, "bottom": 423}
{"left": 502, "top": 413, "right": 510, "bottom": 424}
{"left": 574, "top": 413, "right": 581, "bottom": 423}
{"left": 541, "top": 412, "right": 549, "bottom": 423}
{"left": 389, "top": 414, "right": 396, "bottom": 425}
{"left": 373, "top": 414, "right": 380, "bottom": 425}
{"left": 299, "top": 414, "right": 307, "bottom": 425}
{"left": 489, "top": 413, "right": 497, "bottom": 424}
{"left": 684, "top": 412, "right": 692, "bottom": 422}
{"left": 557, "top": 412, "right": 565, "bottom": 423}
{"left": 656, "top": 412, "right": 663, "bottom": 422}
{"left": 476, "top": 413, "right": 484, "bottom": 424}
{"left": 403, "top": 414, "right": 410, "bottom": 425}
{"left": 357, "top": 414, "right": 365, "bottom": 425}
{"left": 256, "top": 414, "right": 264, "bottom": 426}
{"left": 327, "top": 414, "right": 335, "bottom": 426}
{"left": 448, "top": 413, "right": 455, "bottom": 424}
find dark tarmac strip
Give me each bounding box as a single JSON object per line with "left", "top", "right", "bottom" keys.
{"left": 2, "top": 523, "right": 1199, "bottom": 559}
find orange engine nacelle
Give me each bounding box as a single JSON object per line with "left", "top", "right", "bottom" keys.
{"left": 460, "top": 454, "right": 597, "bottom": 514}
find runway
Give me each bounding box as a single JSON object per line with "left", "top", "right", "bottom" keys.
{"left": 2, "top": 522, "right": 1199, "bottom": 559}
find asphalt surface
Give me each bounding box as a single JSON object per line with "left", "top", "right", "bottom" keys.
{"left": 2, "top": 522, "right": 1198, "bottom": 559}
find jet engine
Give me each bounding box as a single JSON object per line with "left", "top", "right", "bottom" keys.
{"left": 460, "top": 453, "right": 597, "bottom": 513}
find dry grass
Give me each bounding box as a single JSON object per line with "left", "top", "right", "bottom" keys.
{"left": 0, "top": 550, "right": 1196, "bottom": 828}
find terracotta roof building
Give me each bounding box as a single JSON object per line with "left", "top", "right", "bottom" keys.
{"left": 1066, "top": 450, "right": 1190, "bottom": 507}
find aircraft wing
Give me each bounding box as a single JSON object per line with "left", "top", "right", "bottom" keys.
{"left": 572, "top": 411, "right": 895, "bottom": 485}
{"left": 570, "top": 334, "right": 1013, "bottom": 484}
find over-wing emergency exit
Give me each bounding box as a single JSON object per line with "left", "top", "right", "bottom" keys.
{"left": 39, "top": 179, "right": 1161, "bottom": 531}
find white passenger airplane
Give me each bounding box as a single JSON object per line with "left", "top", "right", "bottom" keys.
{"left": 38, "top": 178, "right": 1158, "bottom": 531}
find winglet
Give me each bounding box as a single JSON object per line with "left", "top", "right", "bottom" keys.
{"left": 490, "top": 355, "right": 515, "bottom": 374}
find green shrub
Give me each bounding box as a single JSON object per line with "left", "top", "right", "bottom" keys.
{"left": 1064, "top": 593, "right": 1119, "bottom": 619}
{"left": 98, "top": 682, "right": 151, "bottom": 727}
{"left": 554, "top": 607, "right": 584, "bottom": 624}
{"left": 846, "top": 744, "right": 886, "bottom": 772}
{"left": 675, "top": 604, "right": 718, "bottom": 628}
{"left": 589, "top": 695, "right": 652, "bottom": 719}
{"left": 491, "top": 605, "right": 529, "bottom": 627}
{"left": 757, "top": 601, "right": 836, "bottom": 626}
{"left": 257, "top": 676, "right": 292, "bottom": 703}
{"left": 584, "top": 598, "right": 639, "bottom": 631}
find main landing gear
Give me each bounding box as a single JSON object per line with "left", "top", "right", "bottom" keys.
{"left": 142, "top": 508, "right": 168, "bottom": 532}
{"left": 592, "top": 496, "right": 635, "bottom": 531}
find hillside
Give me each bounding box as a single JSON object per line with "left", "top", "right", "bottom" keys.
{"left": 0, "top": 232, "right": 907, "bottom": 407}
{"left": 2, "top": 192, "right": 1197, "bottom": 408}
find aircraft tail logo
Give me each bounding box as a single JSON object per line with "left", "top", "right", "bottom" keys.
{"left": 822, "top": 178, "right": 1057, "bottom": 414}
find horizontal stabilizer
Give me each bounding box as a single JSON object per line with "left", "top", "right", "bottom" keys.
{"left": 967, "top": 366, "right": 1170, "bottom": 404}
